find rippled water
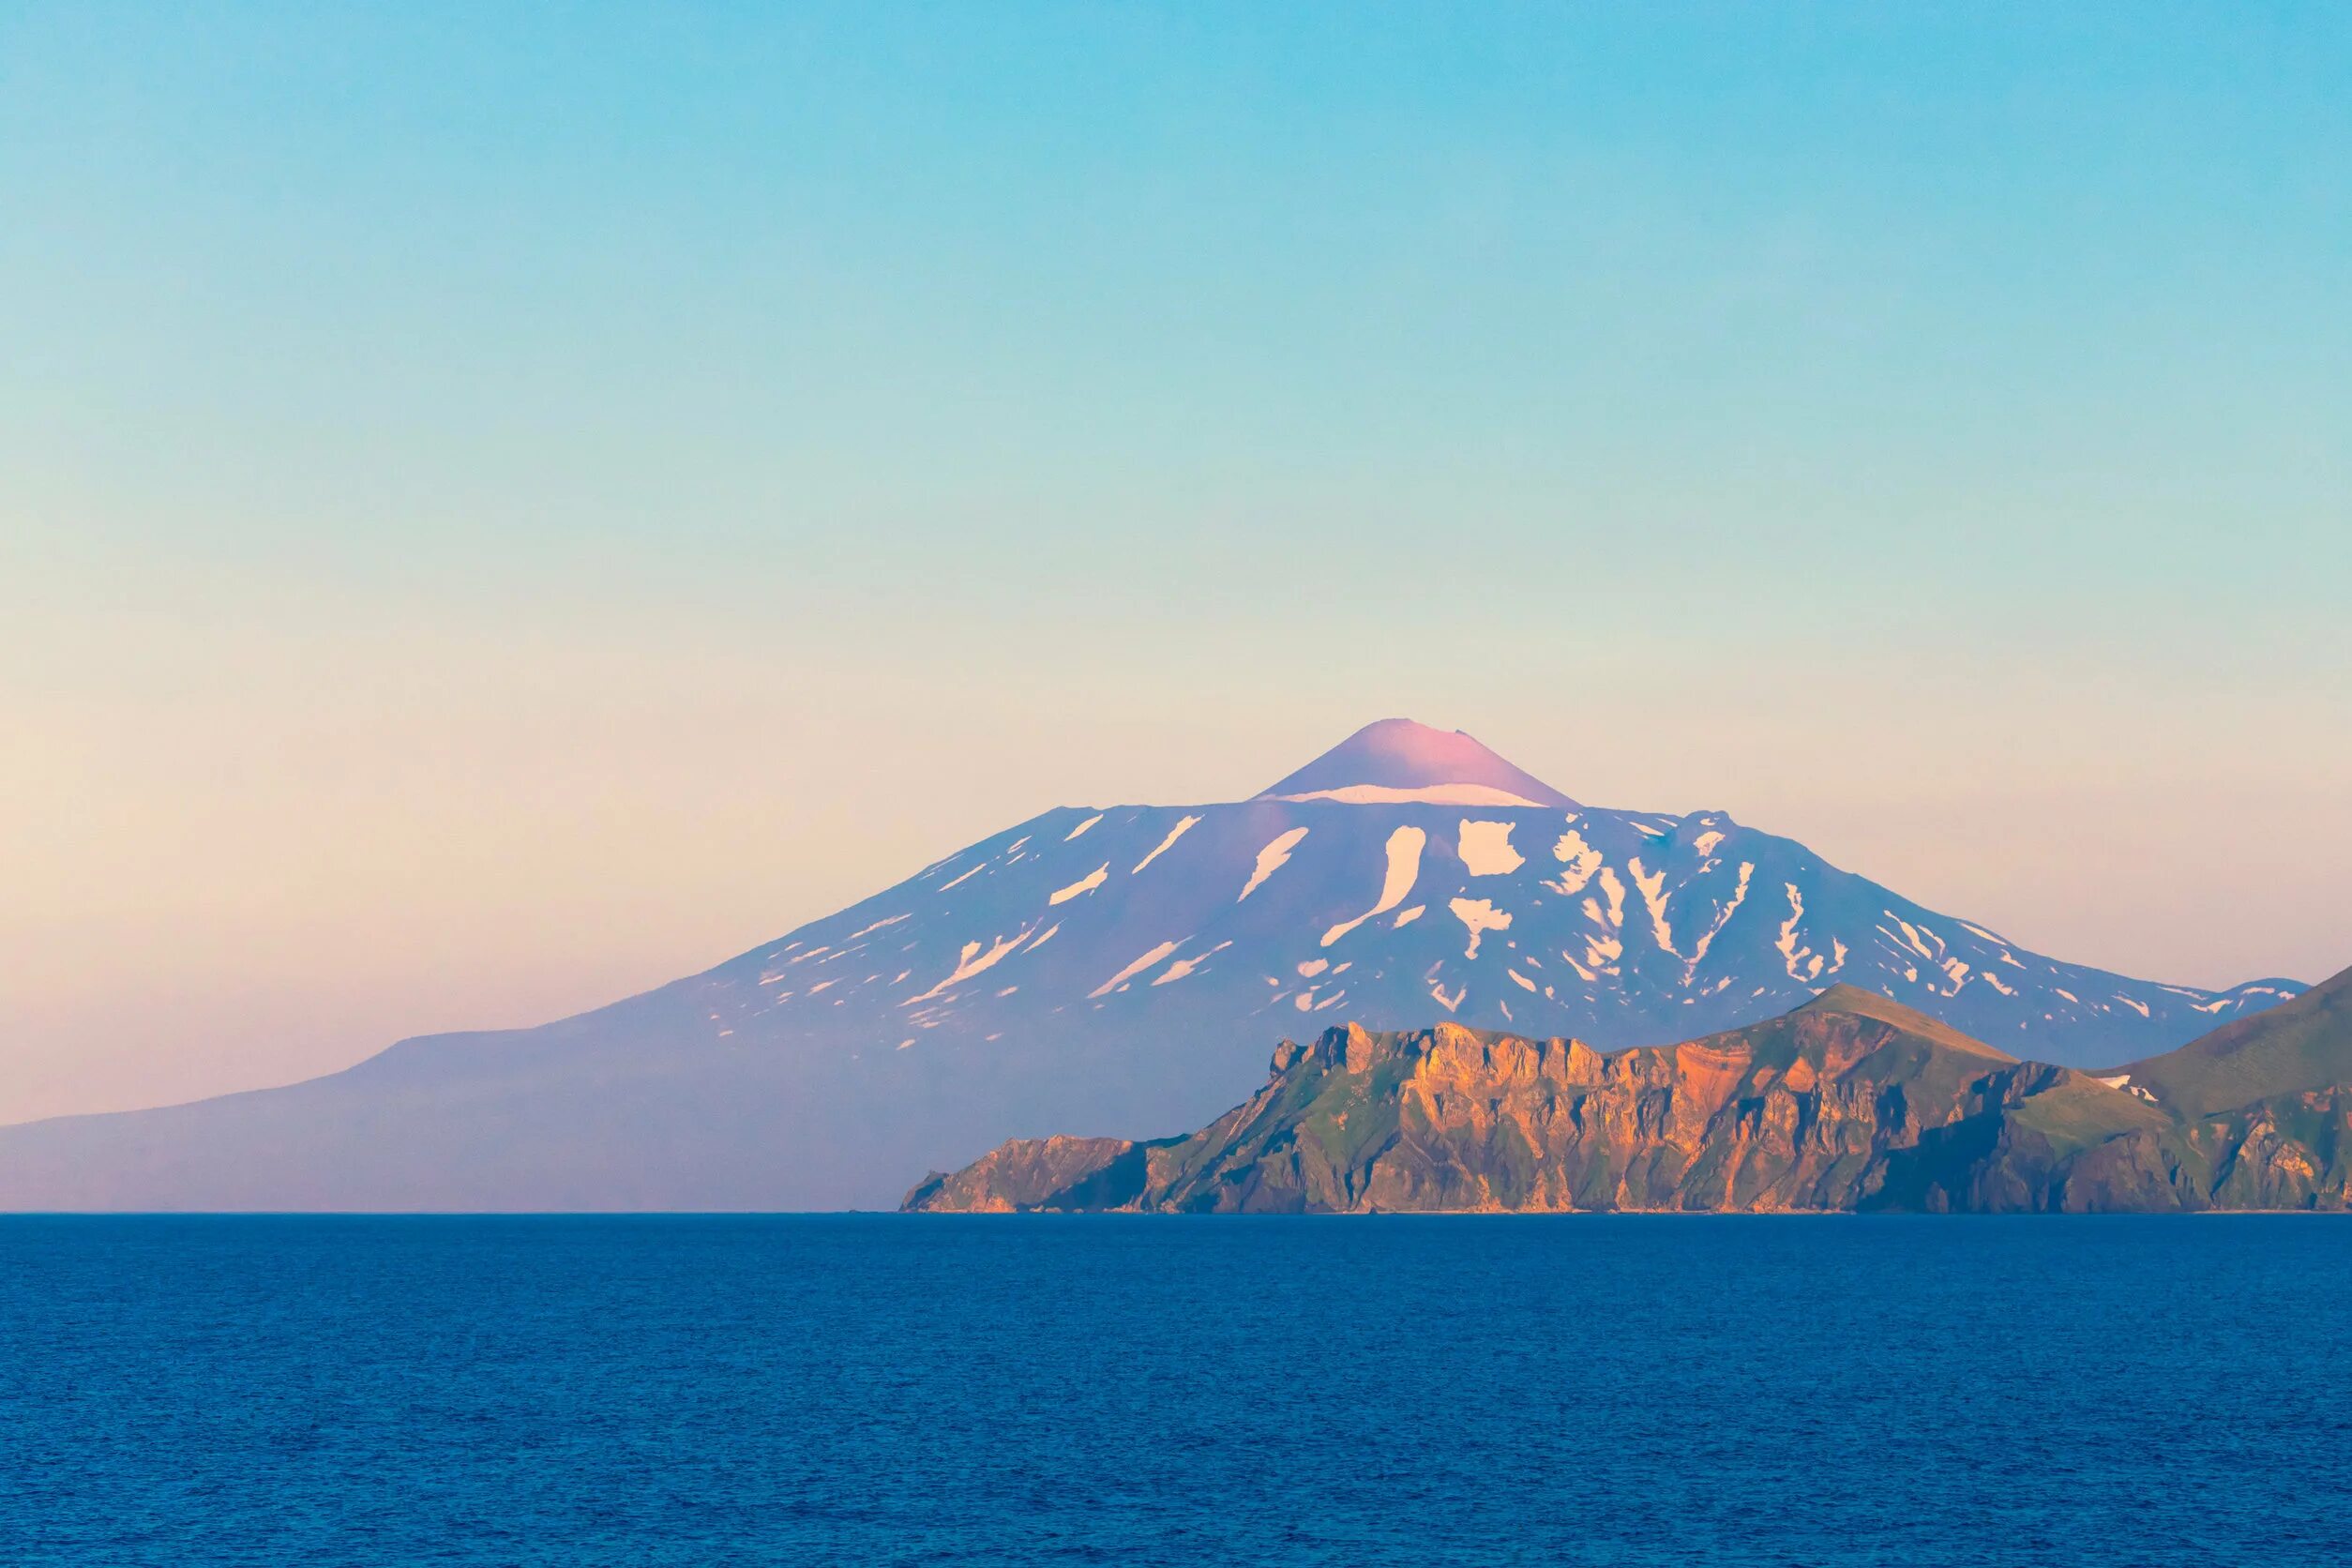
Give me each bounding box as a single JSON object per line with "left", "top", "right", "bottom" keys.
{"left": 5, "top": 1215, "right": 2348, "bottom": 1565}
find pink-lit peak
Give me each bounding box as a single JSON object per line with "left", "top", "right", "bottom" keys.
{"left": 1255, "top": 718, "right": 1577, "bottom": 808}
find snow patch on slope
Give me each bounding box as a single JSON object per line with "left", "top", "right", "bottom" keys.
{"left": 1546, "top": 829, "right": 1603, "bottom": 897}
{"left": 1090, "top": 941, "right": 1183, "bottom": 999}
{"left": 1048, "top": 866, "right": 1108, "bottom": 905}
{"left": 1132, "top": 815, "right": 1200, "bottom": 874}
{"left": 1682, "top": 863, "right": 1754, "bottom": 972}
{"left": 1776, "top": 884, "right": 1824, "bottom": 982}
{"left": 1238, "top": 827, "right": 1311, "bottom": 902}
{"left": 1628, "top": 857, "right": 1678, "bottom": 957}
{"left": 1449, "top": 897, "right": 1513, "bottom": 959}
{"left": 1153, "top": 942, "right": 1232, "bottom": 987}
{"left": 1457, "top": 820, "right": 1526, "bottom": 877}
{"left": 905, "top": 927, "right": 1038, "bottom": 1005}
{"left": 1322, "top": 826, "right": 1427, "bottom": 946}
{"left": 1273, "top": 783, "right": 1544, "bottom": 807}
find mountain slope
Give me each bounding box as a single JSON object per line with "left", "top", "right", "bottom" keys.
{"left": 0, "top": 719, "right": 2306, "bottom": 1212}
{"left": 2094, "top": 963, "right": 2352, "bottom": 1210}
{"left": 2107, "top": 963, "right": 2352, "bottom": 1118}
{"left": 1257, "top": 717, "right": 1577, "bottom": 807}
{"left": 905, "top": 988, "right": 2200, "bottom": 1214}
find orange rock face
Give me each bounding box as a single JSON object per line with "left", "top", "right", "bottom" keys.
{"left": 904, "top": 986, "right": 2352, "bottom": 1215}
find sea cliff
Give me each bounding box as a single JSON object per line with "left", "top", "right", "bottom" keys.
{"left": 907, "top": 974, "right": 2352, "bottom": 1214}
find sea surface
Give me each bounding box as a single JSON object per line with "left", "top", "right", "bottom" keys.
{"left": 3, "top": 1215, "right": 2347, "bottom": 1566}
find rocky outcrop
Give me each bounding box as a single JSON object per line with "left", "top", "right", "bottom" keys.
{"left": 904, "top": 984, "right": 2352, "bottom": 1214}
{"left": 900, "top": 1136, "right": 1153, "bottom": 1214}
{"left": 2187, "top": 1086, "right": 2352, "bottom": 1211}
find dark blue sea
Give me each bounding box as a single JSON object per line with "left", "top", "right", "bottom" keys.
{"left": 4, "top": 1216, "right": 2348, "bottom": 1566}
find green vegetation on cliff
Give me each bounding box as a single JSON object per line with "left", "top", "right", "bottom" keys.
{"left": 2114, "top": 964, "right": 2352, "bottom": 1118}
{"left": 905, "top": 969, "right": 2352, "bottom": 1215}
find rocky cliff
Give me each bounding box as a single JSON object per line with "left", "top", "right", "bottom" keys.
{"left": 906, "top": 975, "right": 2352, "bottom": 1214}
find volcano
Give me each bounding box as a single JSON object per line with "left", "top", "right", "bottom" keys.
{"left": 0, "top": 719, "right": 2304, "bottom": 1210}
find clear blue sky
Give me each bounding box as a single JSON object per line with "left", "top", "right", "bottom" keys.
{"left": 4, "top": 3, "right": 2348, "bottom": 1120}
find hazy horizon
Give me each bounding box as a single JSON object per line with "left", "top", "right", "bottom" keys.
{"left": 7, "top": 3, "right": 2349, "bottom": 1123}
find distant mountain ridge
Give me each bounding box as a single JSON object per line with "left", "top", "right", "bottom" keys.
{"left": 907, "top": 969, "right": 2352, "bottom": 1214}
{"left": 2110, "top": 964, "right": 2352, "bottom": 1117}
{"left": 0, "top": 719, "right": 2308, "bottom": 1211}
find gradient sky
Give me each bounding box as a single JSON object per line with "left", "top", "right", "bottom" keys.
{"left": 5, "top": 3, "right": 2349, "bottom": 1124}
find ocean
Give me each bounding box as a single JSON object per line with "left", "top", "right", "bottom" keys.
{"left": 4, "top": 1214, "right": 2346, "bottom": 1565}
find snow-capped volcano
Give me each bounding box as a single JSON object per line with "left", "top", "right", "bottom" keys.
{"left": 1256, "top": 717, "right": 1578, "bottom": 807}
{"left": 0, "top": 719, "right": 2305, "bottom": 1211}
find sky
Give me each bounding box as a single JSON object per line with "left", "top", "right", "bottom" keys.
{"left": 4, "top": 2, "right": 2348, "bottom": 1124}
